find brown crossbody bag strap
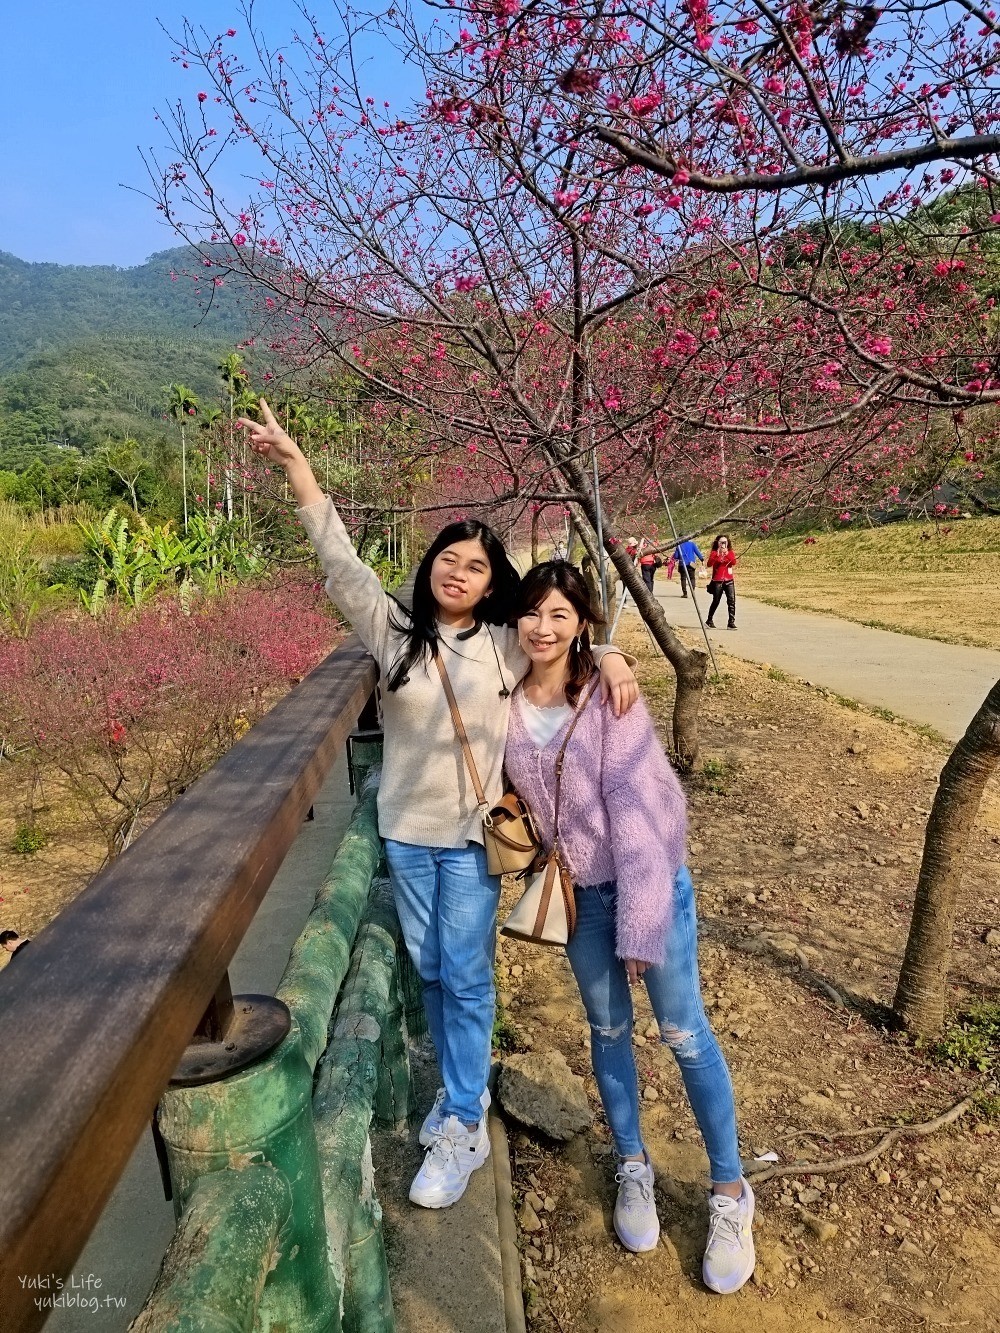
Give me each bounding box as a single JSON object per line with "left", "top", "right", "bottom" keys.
{"left": 435, "top": 651, "right": 489, "bottom": 815}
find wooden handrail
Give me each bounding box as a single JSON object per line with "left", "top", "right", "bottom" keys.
{"left": 0, "top": 636, "right": 378, "bottom": 1333}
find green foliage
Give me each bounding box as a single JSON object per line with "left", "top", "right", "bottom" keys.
{"left": 932, "top": 1002, "right": 1000, "bottom": 1074}
{"left": 699, "top": 756, "right": 735, "bottom": 795}
{"left": 492, "top": 1000, "right": 519, "bottom": 1053}
{"left": 973, "top": 1092, "right": 1000, "bottom": 1123}
{"left": 766, "top": 666, "right": 789, "bottom": 682}
{"left": 77, "top": 509, "right": 267, "bottom": 610}
{"left": 12, "top": 823, "right": 47, "bottom": 855}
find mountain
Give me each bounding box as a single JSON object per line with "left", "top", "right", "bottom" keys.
{"left": 0, "top": 247, "right": 261, "bottom": 464}
{"left": 0, "top": 246, "right": 252, "bottom": 372}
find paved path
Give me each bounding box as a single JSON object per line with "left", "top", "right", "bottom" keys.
{"left": 630, "top": 582, "right": 1000, "bottom": 742}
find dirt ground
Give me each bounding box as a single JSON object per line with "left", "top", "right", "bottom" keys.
{"left": 737, "top": 517, "right": 1000, "bottom": 652}
{"left": 497, "top": 622, "right": 1000, "bottom": 1332}
{"left": 0, "top": 767, "right": 103, "bottom": 963}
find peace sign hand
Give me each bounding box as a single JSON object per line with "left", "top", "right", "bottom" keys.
{"left": 237, "top": 398, "right": 301, "bottom": 468}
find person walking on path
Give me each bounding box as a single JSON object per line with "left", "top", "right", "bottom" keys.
{"left": 706, "top": 535, "right": 738, "bottom": 630}
{"left": 238, "top": 400, "right": 639, "bottom": 1211}
{"left": 673, "top": 537, "right": 704, "bottom": 598}
{"left": 638, "top": 546, "right": 662, "bottom": 594}
{"left": 504, "top": 561, "right": 756, "bottom": 1294}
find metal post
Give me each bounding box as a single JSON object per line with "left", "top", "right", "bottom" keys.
{"left": 591, "top": 438, "right": 610, "bottom": 621}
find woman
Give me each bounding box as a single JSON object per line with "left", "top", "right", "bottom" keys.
{"left": 238, "top": 401, "right": 638, "bottom": 1210}
{"left": 706, "top": 534, "right": 737, "bottom": 630}
{"left": 504, "top": 562, "right": 755, "bottom": 1294}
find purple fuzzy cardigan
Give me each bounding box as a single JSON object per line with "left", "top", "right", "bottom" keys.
{"left": 504, "top": 682, "right": 687, "bottom": 965}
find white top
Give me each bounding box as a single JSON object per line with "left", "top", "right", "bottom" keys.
{"left": 517, "top": 694, "right": 573, "bottom": 749}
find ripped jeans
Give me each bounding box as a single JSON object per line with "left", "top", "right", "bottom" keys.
{"left": 565, "top": 867, "right": 742, "bottom": 1181}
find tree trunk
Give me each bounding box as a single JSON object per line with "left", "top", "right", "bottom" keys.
{"left": 531, "top": 508, "right": 541, "bottom": 567}
{"left": 562, "top": 457, "right": 708, "bottom": 768}
{"left": 893, "top": 676, "right": 1000, "bottom": 1036}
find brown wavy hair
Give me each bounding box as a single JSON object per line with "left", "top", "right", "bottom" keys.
{"left": 513, "top": 562, "right": 606, "bottom": 707}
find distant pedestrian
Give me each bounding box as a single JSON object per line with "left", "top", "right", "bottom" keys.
{"left": 673, "top": 538, "right": 704, "bottom": 598}
{"left": 638, "top": 547, "right": 662, "bottom": 594}
{"left": 706, "top": 535, "right": 737, "bottom": 630}
{"left": 0, "top": 930, "right": 30, "bottom": 961}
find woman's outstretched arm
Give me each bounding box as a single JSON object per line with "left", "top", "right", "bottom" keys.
{"left": 238, "top": 399, "right": 392, "bottom": 662}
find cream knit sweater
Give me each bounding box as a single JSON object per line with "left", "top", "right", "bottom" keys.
{"left": 298, "top": 497, "right": 627, "bottom": 849}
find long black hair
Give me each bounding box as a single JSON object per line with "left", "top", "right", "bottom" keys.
{"left": 385, "top": 519, "right": 520, "bottom": 692}
{"left": 513, "top": 561, "right": 605, "bottom": 707}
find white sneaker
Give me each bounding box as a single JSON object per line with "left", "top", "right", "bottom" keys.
{"left": 613, "top": 1158, "right": 660, "bottom": 1252}
{"left": 703, "top": 1180, "right": 756, "bottom": 1294}
{"left": 418, "top": 1087, "right": 492, "bottom": 1147}
{"left": 409, "top": 1115, "right": 491, "bottom": 1209}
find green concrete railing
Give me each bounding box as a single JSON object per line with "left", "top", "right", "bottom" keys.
{"left": 136, "top": 745, "right": 418, "bottom": 1332}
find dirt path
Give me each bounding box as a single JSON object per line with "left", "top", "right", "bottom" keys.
{"left": 500, "top": 623, "right": 1000, "bottom": 1333}
{"left": 638, "top": 580, "right": 1000, "bottom": 741}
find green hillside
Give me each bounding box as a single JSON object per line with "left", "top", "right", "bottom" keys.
{"left": 0, "top": 247, "right": 260, "bottom": 465}
{"left": 0, "top": 247, "right": 250, "bottom": 370}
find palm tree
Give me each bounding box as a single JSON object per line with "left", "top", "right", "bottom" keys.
{"left": 164, "top": 384, "right": 199, "bottom": 530}
{"left": 219, "top": 353, "right": 248, "bottom": 522}
{"left": 199, "top": 406, "right": 224, "bottom": 516}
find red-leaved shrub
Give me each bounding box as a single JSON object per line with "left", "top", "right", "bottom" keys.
{"left": 0, "top": 577, "right": 341, "bottom": 862}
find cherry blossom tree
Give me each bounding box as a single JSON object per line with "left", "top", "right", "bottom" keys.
{"left": 146, "top": 1, "right": 1000, "bottom": 762}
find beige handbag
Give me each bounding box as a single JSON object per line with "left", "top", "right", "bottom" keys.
{"left": 435, "top": 654, "right": 542, "bottom": 876}
{"left": 500, "top": 678, "right": 601, "bottom": 948}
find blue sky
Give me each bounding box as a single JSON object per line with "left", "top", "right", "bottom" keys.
{"left": 0, "top": 1, "right": 418, "bottom": 269}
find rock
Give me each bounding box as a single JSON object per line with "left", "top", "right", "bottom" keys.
{"left": 520, "top": 1202, "right": 542, "bottom": 1232}
{"left": 848, "top": 742, "right": 867, "bottom": 755}
{"left": 798, "top": 1188, "right": 822, "bottom": 1205}
{"left": 525, "top": 1190, "right": 544, "bottom": 1213}
{"left": 645, "top": 1022, "right": 660, "bottom": 1039}
{"left": 986, "top": 930, "right": 1000, "bottom": 948}
{"left": 544, "top": 1196, "right": 556, "bottom": 1213}
{"left": 853, "top": 802, "right": 869, "bottom": 820}
{"left": 801, "top": 1211, "right": 839, "bottom": 1244}
{"left": 511, "top": 964, "right": 524, "bottom": 978}
{"left": 937, "top": 1188, "right": 953, "bottom": 1204}
{"left": 899, "top": 1239, "right": 923, "bottom": 1256}
{"left": 875, "top": 1170, "right": 891, "bottom": 1186}
{"left": 643, "top": 1086, "right": 660, "bottom": 1102}
{"left": 499, "top": 1050, "right": 593, "bottom": 1140}
{"left": 929, "top": 1175, "right": 944, "bottom": 1189}
{"left": 792, "top": 845, "right": 808, "bottom": 859}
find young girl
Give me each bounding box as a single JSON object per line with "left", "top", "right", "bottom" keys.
{"left": 238, "top": 401, "right": 638, "bottom": 1210}
{"left": 706, "top": 534, "right": 737, "bottom": 630}
{"left": 504, "top": 562, "right": 756, "bottom": 1294}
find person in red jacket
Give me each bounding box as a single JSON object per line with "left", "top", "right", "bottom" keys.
{"left": 706, "top": 534, "right": 737, "bottom": 630}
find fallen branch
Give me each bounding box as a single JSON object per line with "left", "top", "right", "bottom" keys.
{"left": 747, "top": 1095, "right": 975, "bottom": 1185}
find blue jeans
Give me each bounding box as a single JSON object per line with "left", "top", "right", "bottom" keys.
{"left": 383, "top": 839, "right": 499, "bottom": 1126}
{"left": 565, "top": 867, "right": 743, "bottom": 1182}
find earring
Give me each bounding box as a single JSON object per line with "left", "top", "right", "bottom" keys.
{"left": 573, "top": 635, "right": 581, "bottom": 652}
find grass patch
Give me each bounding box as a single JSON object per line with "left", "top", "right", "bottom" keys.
{"left": 766, "top": 666, "right": 789, "bottom": 682}
{"left": 738, "top": 515, "right": 1000, "bottom": 652}
{"left": 932, "top": 1001, "right": 1000, "bottom": 1074}
{"left": 492, "top": 999, "right": 520, "bottom": 1053}
{"left": 699, "top": 756, "right": 736, "bottom": 795}
{"left": 11, "top": 823, "right": 47, "bottom": 855}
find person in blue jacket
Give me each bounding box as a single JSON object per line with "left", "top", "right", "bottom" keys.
{"left": 673, "top": 538, "right": 704, "bottom": 598}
